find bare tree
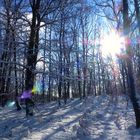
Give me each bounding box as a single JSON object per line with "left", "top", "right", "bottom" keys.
{"left": 123, "top": 0, "right": 140, "bottom": 128}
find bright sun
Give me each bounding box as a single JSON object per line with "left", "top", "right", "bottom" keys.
{"left": 100, "top": 30, "right": 125, "bottom": 57}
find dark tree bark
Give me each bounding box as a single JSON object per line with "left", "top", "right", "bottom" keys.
{"left": 25, "top": 0, "right": 41, "bottom": 90}
{"left": 48, "top": 26, "right": 52, "bottom": 102}
{"left": 123, "top": 0, "right": 140, "bottom": 128}
{"left": 133, "top": 0, "right": 140, "bottom": 93}
{"left": 74, "top": 28, "right": 82, "bottom": 99}
{"left": 58, "top": 21, "right": 63, "bottom": 106}
{"left": 25, "top": 0, "right": 41, "bottom": 116}
{"left": 134, "top": 0, "right": 140, "bottom": 33}
{"left": 13, "top": 29, "right": 21, "bottom": 110}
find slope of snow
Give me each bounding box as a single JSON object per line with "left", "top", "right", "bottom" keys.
{"left": 0, "top": 95, "right": 140, "bottom": 140}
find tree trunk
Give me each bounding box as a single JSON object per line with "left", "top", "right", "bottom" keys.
{"left": 25, "top": 0, "right": 41, "bottom": 116}
{"left": 123, "top": 0, "right": 140, "bottom": 128}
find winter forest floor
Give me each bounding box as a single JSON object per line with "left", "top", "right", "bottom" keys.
{"left": 0, "top": 95, "right": 140, "bottom": 140}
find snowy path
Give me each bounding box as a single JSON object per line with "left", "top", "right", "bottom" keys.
{"left": 76, "top": 96, "right": 139, "bottom": 140}
{"left": 27, "top": 99, "right": 83, "bottom": 140}
{"left": 0, "top": 99, "right": 83, "bottom": 140}
{"left": 0, "top": 95, "right": 140, "bottom": 140}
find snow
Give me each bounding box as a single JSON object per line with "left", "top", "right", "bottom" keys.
{"left": 0, "top": 95, "right": 140, "bottom": 140}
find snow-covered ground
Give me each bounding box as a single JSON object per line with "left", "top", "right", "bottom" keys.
{"left": 0, "top": 95, "right": 140, "bottom": 140}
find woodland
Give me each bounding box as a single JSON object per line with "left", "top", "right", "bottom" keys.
{"left": 0, "top": 0, "right": 140, "bottom": 138}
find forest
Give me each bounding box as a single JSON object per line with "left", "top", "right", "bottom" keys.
{"left": 0, "top": 0, "right": 140, "bottom": 139}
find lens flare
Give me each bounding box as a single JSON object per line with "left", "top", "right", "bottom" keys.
{"left": 6, "top": 101, "right": 15, "bottom": 107}
{"left": 32, "top": 86, "right": 38, "bottom": 93}
{"left": 32, "top": 81, "right": 43, "bottom": 94}
{"left": 21, "top": 90, "right": 32, "bottom": 99}
{"left": 100, "top": 30, "right": 125, "bottom": 57}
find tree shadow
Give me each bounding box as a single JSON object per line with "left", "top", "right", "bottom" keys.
{"left": 0, "top": 99, "right": 83, "bottom": 140}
